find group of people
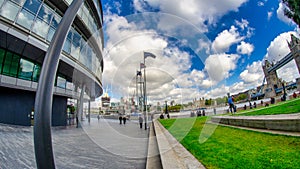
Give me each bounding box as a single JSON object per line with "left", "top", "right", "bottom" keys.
{"left": 119, "top": 116, "right": 127, "bottom": 125}
{"left": 227, "top": 94, "right": 237, "bottom": 113}
{"left": 190, "top": 109, "right": 206, "bottom": 117}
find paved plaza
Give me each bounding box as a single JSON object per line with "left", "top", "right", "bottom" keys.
{"left": 0, "top": 117, "right": 149, "bottom": 169}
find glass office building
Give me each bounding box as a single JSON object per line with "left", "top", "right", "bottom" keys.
{"left": 0, "top": 0, "right": 104, "bottom": 126}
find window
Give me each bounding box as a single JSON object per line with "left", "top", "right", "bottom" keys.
{"left": 2, "top": 52, "right": 20, "bottom": 77}
{"left": 23, "top": 0, "right": 41, "bottom": 14}
{"left": 18, "top": 58, "right": 34, "bottom": 80}
{"left": 50, "top": 13, "right": 61, "bottom": 28}
{"left": 0, "top": 1, "right": 20, "bottom": 21}
{"left": 63, "top": 39, "right": 71, "bottom": 54}
{"left": 32, "top": 64, "right": 41, "bottom": 82}
{"left": 16, "top": 8, "right": 35, "bottom": 30}
{"left": 0, "top": 0, "right": 4, "bottom": 7}
{"left": 37, "top": 4, "right": 52, "bottom": 24}
{"left": 47, "top": 26, "right": 55, "bottom": 42}
{"left": 11, "top": 0, "right": 26, "bottom": 6}
{"left": 0, "top": 48, "right": 5, "bottom": 72}
{"left": 66, "top": 81, "right": 74, "bottom": 90}
{"left": 32, "top": 17, "right": 49, "bottom": 38}
{"left": 57, "top": 76, "right": 66, "bottom": 89}
{"left": 70, "top": 29, "right": 81, "bottom": 59}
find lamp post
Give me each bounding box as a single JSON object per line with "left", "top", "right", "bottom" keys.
{"left": 33, "top": 0, "right": 84, "bottom": 168}
{"left": 143, "top": 52, "right": 156, "bottom": 130}
{"left": 165, "top": 100, "right": 169, "bottom": 118}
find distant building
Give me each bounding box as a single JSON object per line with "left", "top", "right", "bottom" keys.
{"left": 101, "top": 93, "right": 110, "bottom": 108}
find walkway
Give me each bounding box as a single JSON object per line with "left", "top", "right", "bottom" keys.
{"left": 0, "top": 117, "right": 149, "bottom": 169}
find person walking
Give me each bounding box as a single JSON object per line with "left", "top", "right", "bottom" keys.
{"left": 227, "top": 94, "right": 235, "bottom": 114}
{"left": 138, "top": 116, "right": 143, "bottom": 129}
{"left": 122, "top": 116, "right": 127, "bottom": 125}
{"left": 119, "top": 116, "right": 122, "bottom": 125}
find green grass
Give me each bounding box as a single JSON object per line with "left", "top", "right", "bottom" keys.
{"left": 160, "top": 117, "right": 300, "bottom": 169}
{"left": 235, "top": 98, "right": 300, "bottom": 116}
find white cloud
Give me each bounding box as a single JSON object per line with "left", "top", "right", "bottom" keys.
{"left": 276, "top": 2, "right": 294, "bottom": 25}
{"left": 236, "top": 41, "right": 254, "bottom": 55}
{"left": 235, "top": 19, "right": 249, "bottom": 30}
{"left": 212, "top": 26, "right": 244, "bottom": 53}
{"left": 240, "top": 61, "right": 264, "bottom": 86}
{"left": 267, "top": 11, "right": 273, "bottom": 20}
{"left": 134, "top": 0, "right": 248, "bottom": 33}
{"left": 205, "top": 53, "right": 240, "bottom": 82}
{"left": 257, "top": 1, "right": 264, "bottom": 7}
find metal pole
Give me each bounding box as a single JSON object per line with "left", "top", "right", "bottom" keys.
{"left": 144, "top": 56, "right": 147, "bottom": 130}
{"left": 88, "top": 100, "right": 91, "bottom": 123}
{"left": 33, "top": 1, "right": 84, "bottom": 168}
{"left": 79, "top": 84, "right": 86, "bottom": 122}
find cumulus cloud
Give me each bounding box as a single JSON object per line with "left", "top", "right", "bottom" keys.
{"left": 205, "top": 53, "right": 240, "bottom": 82}
{"left": 134, "top": 0, "right": 248, "bottom": 33}
{"left": 276, "top": 2, "right": 294, "bottom": 25}
{"left": 237, "top": 41, "right": 254, "bottom": 55}
{"left": 103, "top": 13, "right": 219, "bottom": 103}
{"left": 212, "top": 26, "right": 244, "bottom": 53}
{"left": 240, "top": 61, "right": 264, "bottom": 86}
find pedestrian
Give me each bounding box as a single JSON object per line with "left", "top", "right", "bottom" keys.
{"left": 227, "top": 94, "right": 235, "bottom": 114}
{"left": 202, "top": 109, "right": 206, "bottom": 116}
{"left": 197, "top": 110, "right": 201, "bottom": 117}
{"left": 249, "top": 101, "right": 252, "bottom": 109}
{"left": 160, "top": 113, "right": 164, "bottom": 119}
{"left": 122, "top": 116, "right": 127, "bottom": 125}
{"left": 293, "top": 92, "right": 297, "bottom": 98}
{"left": 253, "top": 102, "right": 257, "bottom": 108}
{"left": 97, "top": 114, "right": 100, "bottom": 121}
{"left": 244, "top": 104, "right": 247, "bottom": 110}
{"left": 167, "top": 113, "right": 170, "bottom": 119}
{"left": 138, "top": 116, "right": 143, "bottom": 129}
{"left": 119, "top": 116, "right": 122, "bottom": 124}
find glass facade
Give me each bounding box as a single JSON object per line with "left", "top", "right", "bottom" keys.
{"left": 0, "top": 47, "right": 71, "bottom": 88}
{"left": 0, "top": 0, "right": 103, "bottom": 80}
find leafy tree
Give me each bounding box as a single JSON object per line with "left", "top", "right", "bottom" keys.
{"left": 205, "top": 99, "right": 212, "bottom": 105}
{"left": 236, "top": 93, "right": 247, "bottom": 102}
{"left": 282, "top": 0, "right": 300, "bottom": 27}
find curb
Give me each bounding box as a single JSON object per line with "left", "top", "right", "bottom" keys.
{"left": 146, "top": 120, "right": 205, "bottom": 169}
{"left": 211, "top": 114, "right": 300, "bottom": 132}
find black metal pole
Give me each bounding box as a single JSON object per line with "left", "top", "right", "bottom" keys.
{"left": 33, "top": 1, "right": 84, "bottom": 168}
{"left": 144, "top": 56, "right": 147, "bottom": 130}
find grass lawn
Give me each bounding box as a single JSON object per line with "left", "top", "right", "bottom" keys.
{"left": 234, "top": 98, "right": 300, "bottom": 116}
{"left": 159, "top": 117, "right": 300, "bottom": 169}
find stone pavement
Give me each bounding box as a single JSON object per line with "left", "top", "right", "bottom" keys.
{"left": 0, "top": 117, "right": 149, "bottom": 169}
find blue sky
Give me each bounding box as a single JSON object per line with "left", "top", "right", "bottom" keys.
{"left": 100, "top": 0, "right": 299, "bottom": 104}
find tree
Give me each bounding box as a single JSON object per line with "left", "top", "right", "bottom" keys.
{"left": 282, "top": 0, "right": 300, "bottom": 27}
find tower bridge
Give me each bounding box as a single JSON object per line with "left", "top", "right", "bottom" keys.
{"left": 262, "top": 34, "right": 300, "bottom": 98}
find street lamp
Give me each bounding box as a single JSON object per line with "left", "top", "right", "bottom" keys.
{"left": 143, "top": 52, "right": 156, "bottom": 130}
{"left": 165, "top": 100, "right": 169, "bottom": 118}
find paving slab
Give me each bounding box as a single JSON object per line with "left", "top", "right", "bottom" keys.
{"left": 0, "top": 117, "right": 149, "bottom": 169}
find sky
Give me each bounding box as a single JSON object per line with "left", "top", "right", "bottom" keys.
{"left": 98, "top": 0, "right": 300, "bottom": 105}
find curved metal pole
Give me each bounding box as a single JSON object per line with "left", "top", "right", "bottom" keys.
{"left": 33, "top": 1, "right": 84, "bottom": 168}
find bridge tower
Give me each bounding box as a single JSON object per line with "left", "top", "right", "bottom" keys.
{"left": 288, "top": 34, "right": 300, "bottom": 91}
{"left": 262, "top": 60, "right": 282, "bottom": 98}
{"left": 288, "top": 34, "right": 300, "bottom": 73}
